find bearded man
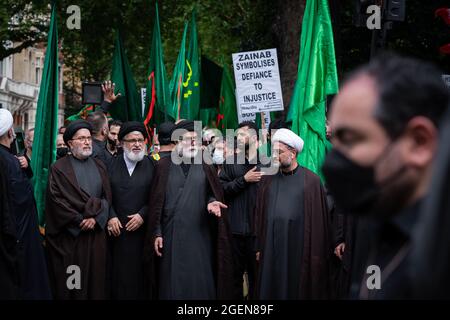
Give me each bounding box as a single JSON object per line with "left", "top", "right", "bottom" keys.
{"left": 143, "top": 120, "right": 236, "bottom": 300}
{"left": 45, "top": 120, "right": 112, "bottom": 299}
{"left": 107, "top": 122, "right": 155, "bottom": 299}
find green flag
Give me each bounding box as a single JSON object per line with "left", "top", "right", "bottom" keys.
{"left": 286, "top": 0, "right": 338, "bottom": 179}
{"left": 66, "top": 104, "right": 96, "bottom": 122}
{"left": 110, "top": 32, "right": 142, "bottom": 122}
{"left": 169, "top": 22, "right": 188, "bottom": 120}
{"left": 199, "top": 56, "right": 222, "bottom": 128}
{"left": 217, "top": 65, "right": 239, "bottom": 133}
{"left": 31, "top": 3, "right": 59, "bottom": 227}
{"left": 144, "top": 2, "right": 172, "bottom": 130}
{"left": 180, "top": 9, "right": 201, "bottom": 120}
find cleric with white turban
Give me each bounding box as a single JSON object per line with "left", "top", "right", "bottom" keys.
{"left": 271, "top": 128, "right": 304, "bottom": 153}
{"left": 254, "top": 126, "right": 331, "bottom": 300}
{"left": 0, "top": 108, "right": 13, "bottom": 137}
{"left": 0, "top": 107, "right": 52, "bottom": 299}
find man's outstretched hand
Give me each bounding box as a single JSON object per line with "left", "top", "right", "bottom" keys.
{"left": 102, "top": 80, "right": 121, "bottom": 103}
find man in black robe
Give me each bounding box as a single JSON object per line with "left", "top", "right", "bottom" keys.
{"left": 150, "top": 121, "right": 175, "bottom": 162}
{"left": 45, "top": 120, "right": 112, "bottom": 299}
{"left": 0, "top": 109, "right": 51, "bottom": 300}
{"left": 0, "top": 148, "right": 19, "bottom": 299}
{"left": 254, "top": 128, "right": 332, "bottom": 300}
{"left": 332, "top": 206, "right": 357, "bottom": 299}
{"left": 219, "top": 121, "right": 262, "bottom": 299}
{"left": 107, "top": 122, "right": 155, "bottom": 299}
{"left": 322, "top": 54, "right": 449, "bottom": 299}
{"left": 144, "top": 120, "right": 236, "bottom": 300}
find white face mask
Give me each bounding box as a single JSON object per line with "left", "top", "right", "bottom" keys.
{"left": 212, "top": 149, "right": 224, "bottom": 165}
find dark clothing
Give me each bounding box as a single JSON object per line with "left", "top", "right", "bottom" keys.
{"left": 354, "top": 201, "right": 421, "bottom": 300}
{"left": 231, "top": 235, "right": 256, "bottom": 299}
{"left": 254, "top": 166, "right": 332, "bottom": 299}
{"left": 158, "top": 151, "right": 172, "bottom": 159}
{"left": 143, "top": 157, "right": 237, "bottom": 300}
{"left": 92, "top": 138, "right": 113, "bottom": 167}
{"left": 108, "top": 155, "right": 154, "bottom": 299}
{"left": 332, "top": 211, "right": 357, "bottom": 299}
{"left": 149, "top": 151, "right": 172, "bottom": 166}
{"left": 158, "top": 164, "right": 216, "bottom": 299}
{"left": 258, "top": 166, "right": 305, "bottom": 299}
{"left": 411, "top": 109, "right": 450, "bottom": 299}
{"left": 220, "top": 155, "right": 259, "bottom": 299}
{"left": 219, "top": 155, "right": 259, "bottom": 236}
{"left": 0, "top": 144, "right": 51, "bottom": 300}
{"left": 327, "top": 186, "right": 357, "bottom": 300}
{"left": 99, "top": 100, "right": 112, "bottom": 114}
{"left": 0, "top": 154, "right": 19, "bottom": 299}
{"left": 45, "top": 155, "right": 112, "bottom": 299}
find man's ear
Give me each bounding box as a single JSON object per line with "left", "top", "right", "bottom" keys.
{"left": 403, "top": 116, "right": 438, "bottom": 169}
{"left": 8, "top": 128, "right": 15, "bottom": 139}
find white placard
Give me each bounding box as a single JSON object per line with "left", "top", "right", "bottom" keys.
{"left": 232, "top": 48, "right": 284, "bottom": 117}
{"left": 141, "top": 88, "right": 146, "bottom": 117}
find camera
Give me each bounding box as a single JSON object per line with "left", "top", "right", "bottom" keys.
{"left": 11, "top": 128, "right": 26, "bottom": 156}
{"left": 82, "top": 81, "right": 104, "bottom": 105}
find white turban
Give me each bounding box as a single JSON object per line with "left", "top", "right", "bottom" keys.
{"left": 272, "top": 128, "right": 304, "bottom": 153}
{"left": 0, "top": 109, "right": 13, "bottom": 137}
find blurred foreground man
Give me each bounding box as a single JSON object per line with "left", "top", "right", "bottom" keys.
{"left": 254, "top": 128, "right": 331, "bottom": 300}
{"left": 322, "top": 54, "right": 449, "bottom": 299}
{"left": 46, "top": 120, "right": 111, "bottom": 299}
{"left": 144, "top": 120, "right": 235, "bottom": 300}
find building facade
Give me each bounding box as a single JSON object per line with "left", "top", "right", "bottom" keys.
{"left": 0, "top": 42, "right": 65, "bottom": 132}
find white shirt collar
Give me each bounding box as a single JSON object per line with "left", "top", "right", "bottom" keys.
{"left": 123, "top": 154, "right": 138, "bottom": 176}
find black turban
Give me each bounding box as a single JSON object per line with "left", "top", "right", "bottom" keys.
{"left": 63, "top": 120, "right": 93, "bottom": 144}
{"left": 158, "top": 122, "right": 175, "bottom": 145}
{"left": 118, "top": 121, "right": 147, "bottom": 141}
{"left": 172, "top": 120, "right": 195, "bottom": 133}
{"left": 171, "top": 120, "right": 196, "bottom": 141}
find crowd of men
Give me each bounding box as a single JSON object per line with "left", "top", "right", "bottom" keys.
{"left": 0, "top": 54, "right": 450, "bottom": 300}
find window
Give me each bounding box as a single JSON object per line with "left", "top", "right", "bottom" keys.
{"left": 35, "top": 67, "right": 41, "bottom": 84}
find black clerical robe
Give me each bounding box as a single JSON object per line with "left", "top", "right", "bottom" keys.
{"left": 45, "top": 155, "right": 111, "bottom": 300}
{"left": 353, "top": 201, "right": 421, "bottom": 300}
{"left": 108, "top": 155, "right": 154, "bottom": 299}
{"left": 0, "top": 145, "right": 51, "bottom": 300}
{"left": 0, "top": 153, "right": 19, "bottom": 299}
{"left": 143, "top": 157, "right": 236, "bottom": 300}
{"left": 332, "top": 208, "right": 357, "bottom": 299}
{"left": 92, "top": 138, "right": 112, "bottom": 167}
{"left": 254, "top": 166, "right": 332, "bottom": 300}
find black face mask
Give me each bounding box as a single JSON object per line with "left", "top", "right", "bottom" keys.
{"left": 56, "top": 147, "right": 69, "bottom": 159}
{"left": 322, "top": 145, "right": 407, "bottom": 217}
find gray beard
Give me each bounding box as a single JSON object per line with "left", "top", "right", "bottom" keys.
{"left": 124, "top": 148, "right": 145, "bottom": 162}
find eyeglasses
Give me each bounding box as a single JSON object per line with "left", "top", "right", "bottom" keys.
{"left": 179, "top": 136, "right": 198, "bottom": 142}
{"left": 71, "top": 136, "right": 92, "bottom": 142}
{"left": 122, "top": 138, "right": 145, "bottom": 144}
